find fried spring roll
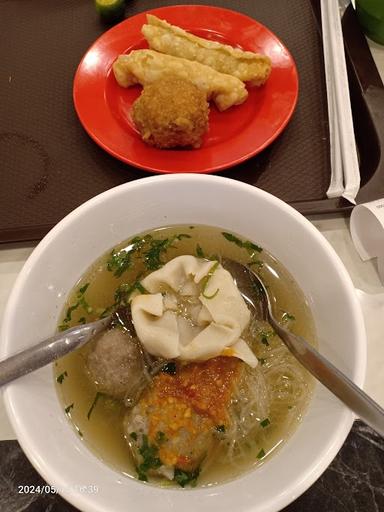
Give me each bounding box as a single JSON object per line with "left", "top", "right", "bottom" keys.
{"left": 142, "top": 15, "right": 272, "bottom": 86}
{"left": 112, "top": 50, "right": 248, "bottom": 111}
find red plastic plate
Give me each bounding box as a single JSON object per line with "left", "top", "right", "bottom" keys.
{"left": 73, "top": 5, "right": 299, "bottom": 173}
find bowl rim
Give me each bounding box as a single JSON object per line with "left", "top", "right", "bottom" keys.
{"left": 1, "top": 174, "right": 367, "bottom": 512}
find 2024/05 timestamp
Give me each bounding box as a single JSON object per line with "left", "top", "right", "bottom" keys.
{"left": 18, "top": 484, "right": 99, "bottom": 494}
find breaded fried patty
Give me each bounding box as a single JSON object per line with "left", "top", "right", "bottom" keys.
{"left": 125, "top": 357, "right": 243, "bottom": 480}
{"left": 132, "top": 77, "right": 209, "bottom": 149}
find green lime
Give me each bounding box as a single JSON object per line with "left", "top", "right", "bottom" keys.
{"left": 95, "top": 0, "right": 125, "bottom": 23}
{"left": 356, "top": 0, "right": 384, "bottom": 45}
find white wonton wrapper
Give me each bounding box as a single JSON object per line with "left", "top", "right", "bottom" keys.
{"left": 130, "top": 255, "right": 257, "bottom": 367}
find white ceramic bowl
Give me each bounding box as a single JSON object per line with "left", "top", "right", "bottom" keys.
{"left": 1, "top": 175, "right": 366, "bottom": 512}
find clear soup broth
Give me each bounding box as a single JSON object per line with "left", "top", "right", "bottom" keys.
{"left": 55, "top": 225, "right": 315, "bottom": 487}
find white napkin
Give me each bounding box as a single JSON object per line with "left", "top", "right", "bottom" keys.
{"left": 350, "top": 199, "right": 384, "bottom": 283}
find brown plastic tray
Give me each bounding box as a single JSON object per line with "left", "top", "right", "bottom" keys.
{"left": 293, "top": 1, "right": 384, "bottom": 214}
{"left": 0, "top": 0, "right": 383, "bottom": 244}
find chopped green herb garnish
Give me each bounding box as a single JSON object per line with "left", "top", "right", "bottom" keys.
{"left": 215, "top": 424, "right": 226, "bottom": 433}
{"left": 260, "top": 418, "right": 270, "bottom": 428}
{"left": 107, "top": 249, "right": 131, "bottom": 277}
{"left": 56, "top": 371, "right": 68, "bottom": 384}
{"left": 174, "top": 468, "right": 200, "bottom": 488}
{"left": 161, "top": 361, "right": 177, "bottom": 375}
{"left": 114, "top": 280, "right": 148, "bottom": 306}
{"left": 78, "top": 283, "right": 90, "bottom": 296}
{"left": 65, "top": 403, "right": 74, "bottom": 414}
{"left": 288, "top": 405, "right": 293, "bottom": 410}
{"left": 64, "top": 302, "right": 81, "bottom": 323}
{"left": 78, "top": 317, "right": 86, "bottom": 324}
{"left": 222, "top": 232, "right": 244, "bottom": 247}
{"left": 107, "top": 233, "right": 191, "bottom": 277}
{"left": 222, "top": 232, "right": 263, "bottom": 267}
{"left": 189, "top": 226, "right": 195, "bottom": 229}
{"left": 196, "top": 244, "right": 205, "bottom": 258}
{"left": 259, "top": 329, "right": 275, "bottom": 346}
{"left": 130, "top": 432, "right": 138, "bottom": 441}
{"left": 201, "top": 261, "right": 219, "bottom": 299}
{"left": 257, "top": 448, "right": 266, "bottom": 459}
{"left": 258, "top": 358, "right": 266, "bottom": 365}
{"left": 58, "top": 284, "right": 93, "bottom": 330}
{"left": 130, "top": 235, "right": 145, "bottom": 245}
{"left": 222, "top": 232, "right": 262, "bottom": 253}
{"left": 144, "top": 238, "right": 169, "bottom": 270}
{"left": 135, "top": 282, "right": 147, "bottom": 294}
{"left": 137, "top": 469, "right": 148, "bottom": 482}
{"left": 243, "top": 240, "right": 263, "bottom": 253}
{"left": 87, "top": 392, "right": 104, "bottom": 420}
{"left": 202, "top": 288, "right": 219, "bottom": 299}
{"left": 144, "top": 234, "right": 191, "bottom": 271}
{"left": 136, "top": 435, "right": 162, "bottom": 481}
{"left": 155, "top": 431, "right": 167, "bottom": 444}
{"left": 106, "top": 237, "right": 149, "bottom": 278}
{"left": 281, "top": 312, "right": 296, "bottom": 323}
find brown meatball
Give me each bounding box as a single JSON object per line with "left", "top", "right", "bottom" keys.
{"left": 87, "top": 328, "right": 144, "bottom": 399}
{"left": 132, "top": 77, "right": 209, "bottom": 149}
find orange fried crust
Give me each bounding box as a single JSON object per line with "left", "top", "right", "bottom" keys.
{"left": 155, "top": 356, "right": 242, "bottom": 424}
{"left": 132, "top": 77, "right": 209, "bottom": 149}
{"left": 139, "top": 356, "right": 243, "bottom": 469}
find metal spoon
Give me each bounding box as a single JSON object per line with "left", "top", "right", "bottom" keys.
{"left": 0, "top": 306, "right": 164, "bottom": 389}
{"left": 222, "top": 258, "right": 384, "bottom": 437}
{"left": 0, "top": 316, "right": 112, "bottom": 388}
{"left": 0, "top": 305, "right": 141, "bottom": 388}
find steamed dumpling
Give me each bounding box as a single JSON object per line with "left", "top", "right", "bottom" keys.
{"left": 130, "top": 255, "right": 257, "bottom": 367}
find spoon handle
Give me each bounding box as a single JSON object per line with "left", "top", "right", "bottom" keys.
{"left": 270, "top": 317, "right": 384, "bottom": 437}
{"left": 0, "top": 318, "right": 109, "bottom": 388}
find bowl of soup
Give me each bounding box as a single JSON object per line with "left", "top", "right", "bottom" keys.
{"left": 1, "top": 174, "right": 365, "bottom": 512}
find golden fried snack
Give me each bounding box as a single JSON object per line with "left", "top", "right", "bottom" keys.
{"left": 132, "top": 77, "right": 209, "bottom": 149}
{"left": 142, "top": 15, "right": 272, "bottom": 86}
{"left": 112, "top": 50, "right": 248, "bottom": 111}
{"left": 125, "top": 357, "right": 243, "bottom": 478}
